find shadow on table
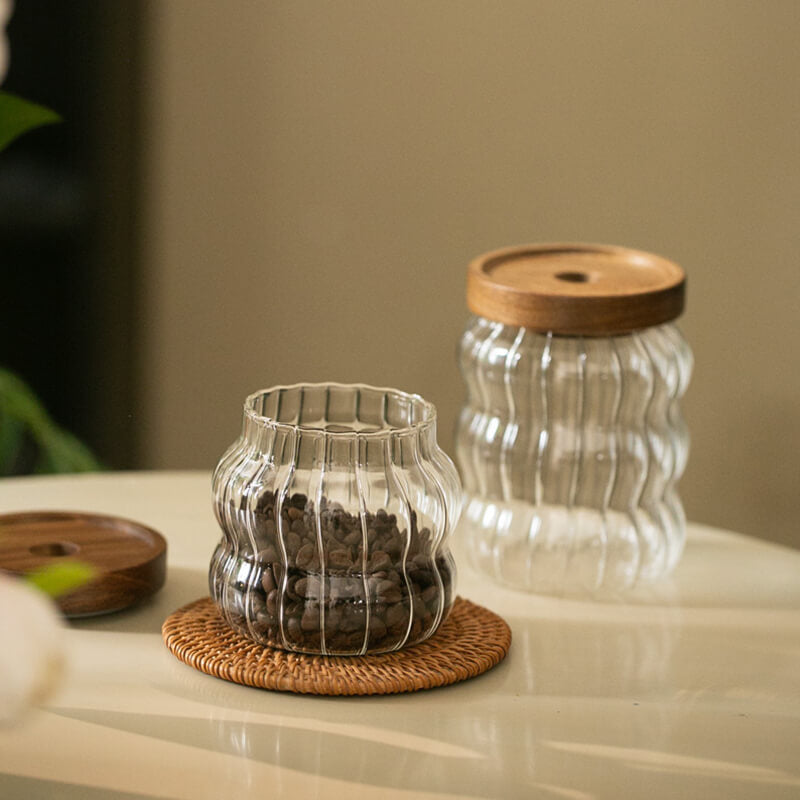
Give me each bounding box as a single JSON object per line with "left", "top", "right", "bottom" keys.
{"left": 68, "top": 566, "right": 208, "bottom": 634}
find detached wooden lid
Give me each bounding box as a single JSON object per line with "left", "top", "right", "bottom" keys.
{"left": 467, "top": 243, "right": 686, "bottom": 335}
{"left": 0, "top": 511, "right": 167, "bottom": 617}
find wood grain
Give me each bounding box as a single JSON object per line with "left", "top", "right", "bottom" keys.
{"left": 467, "top": 243, "right": 686, "bottom": 335}
{"left": 0, "top": 511, "right": 167, "bottom": 617}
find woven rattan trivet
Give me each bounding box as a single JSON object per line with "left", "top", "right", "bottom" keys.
{"left": 162, "top": 596, "right": 511, "bottom": 696}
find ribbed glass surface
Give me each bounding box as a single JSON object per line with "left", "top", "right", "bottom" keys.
{"left": 210, "top": 383, "right": 461, "bottom": 655}
{"left": 456, "top": 317, "right": 692, "bottom": 594}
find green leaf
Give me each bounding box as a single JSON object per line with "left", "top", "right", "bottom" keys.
{"left": 0, "top": 368, "right": 51, "bottom": 430}
{"left": 0, "top": 411, "right": 25, "bottom": 474}
{"left": 34, "top": 425, "right": 102, "bottom": 473}
{"left": 24, "top": 561, "right": 96, "bottom": 598}
{"left": 0, "top": 91, "right": 61, "bottom": 151}
{"left": 0, "top": 367, "right": 102, "bottom": 474}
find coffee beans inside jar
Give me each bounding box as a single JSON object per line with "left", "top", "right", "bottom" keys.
{"left": 211, "top": 491, "right": 456, "bottom": 655}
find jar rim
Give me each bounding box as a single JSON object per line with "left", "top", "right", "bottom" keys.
{"left": 243, "top": 382, "right": 437, "bottom": 438}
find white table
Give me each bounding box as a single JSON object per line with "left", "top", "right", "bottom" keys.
{"left": 0, "top": 472, "right": 798, "bottom": 799}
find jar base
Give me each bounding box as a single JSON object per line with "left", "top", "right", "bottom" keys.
{"left": 210, "top": 547, "right": 457, "bottom": 655}
{"left": 459, "top": 496, "right": 685, "bottom": 596}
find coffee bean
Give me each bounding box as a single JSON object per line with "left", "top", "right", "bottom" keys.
{"left": 368, "top": 616, "right": 387, "bottom": 641}
{"left": 385, "top": 602, "right": 408, "bottom": 628}
{"left": 250, "top": 592, "right": 266, "bottom": 613}
{"left": 324, "top": 606, "right": 341, "bottom": 634}
{"left": 290, "top": 494, "right": 307, "bottom": 510}
{"left": 327, "top": 547, "right": 352, "bottom": 570}
{"left": 228, "top": 491, "right": 455, "bottom": 655}
{"left": 285, "top": 530, "right": 302, "bottom": 555}
{"left": 343, "top": 530, "right": 362, "bottom": 547}
{"left": 300, "top": 605, "right": 320, "bottom": 632}
{"left": 296, "top": 542, "right": 315, "bottom": 568}
{"left": 258, "top": 544, "right": 278, "bottom": 564}
{"left": 412, "top": 553, "right": 429, "bottom": 569}
{"left": 409, "top": 567, "right": 434, "bottom": 587}
{"left": 384, "top": 569, "right": 402, "bottom": 586}
{"left": 373, "top": 577, "right": 395, "bottom": 595}
{"left": 285, "top": 575, "right": 300, "bottom": 600}
{"left": 412, "top": 593, "right": 427, "bottom": 617}
{"left": 290, "top": 518, "right": 305, "bottom": 535}
{"left": 422, "top": 584, "right": 439, "bottom": 604}
{"left": 378, "top": 585, "right": 402, "bottom": 604}
{"left": 368, "top": 550, "right": 392, "bottom": 571}
{"left": 286, "top": 615, "right": 302, "bottom": 641}
{"left": 383, "top": 537, "right": 402, "bottom": 558}
{"left": 256, "top": 491, "right": 275, "bottom": 513}
{"left": 339, "top": 604, "right": 365, "bottom": 633}
{"left": 366, "top": 576, "right": 387, "bottom": 594}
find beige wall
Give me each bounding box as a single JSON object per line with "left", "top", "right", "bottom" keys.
{"left": 138, "top": 1, "right": 800, "bottom": 549}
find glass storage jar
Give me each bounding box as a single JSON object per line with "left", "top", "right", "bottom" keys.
{"left": 210, "top": 383, "right": 461, "bottom": 655}
{"left": 456, "top": 244, "right": 692, "bottom": 595}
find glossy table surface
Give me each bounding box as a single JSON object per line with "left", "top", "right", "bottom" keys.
{"left": 0, "top": 472, "right": 798, "bottom": 800}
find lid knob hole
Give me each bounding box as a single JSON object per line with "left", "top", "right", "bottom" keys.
{"left": 29, "top": 541, "right": 80, "bottom": 557}
{"left": 555, "top": 271, "right": 589, "bottom": 283}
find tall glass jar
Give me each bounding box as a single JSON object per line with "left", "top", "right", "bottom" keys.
{"left": 210, "top": 383, "right": 461, "bottom": 655}
{"left": 456, "top": 244, "right": 692, "bottom": 595}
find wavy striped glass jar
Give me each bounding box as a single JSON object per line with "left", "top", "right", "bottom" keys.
{"left": 456, "top": 244, "right": 692, "bottom": 594}
{"left": 210, "top": 383, "right": 461, "bottom": 655}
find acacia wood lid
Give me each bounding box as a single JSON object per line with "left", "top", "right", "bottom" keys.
{"left": 467, "top": 243, "right": 686, "bottom": 335}
{"left": 0, "top": 511, "right": 167, "bottom": 617}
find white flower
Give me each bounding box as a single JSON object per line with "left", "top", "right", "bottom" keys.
{"left": 0, "top": 573, "right": 64, "bottom": 723}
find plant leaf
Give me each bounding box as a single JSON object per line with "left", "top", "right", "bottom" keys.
{"left": 0, "top": 368, "right": 51, "bottom": 431}
{"left": 0, "top": 368, "right": 102, "bottom": 474}
{"left": 0, "top": 91, "right": 61, "bottom": 151}
{"left": 35, "top": 425, "right": 102, "bottom": 473}
{"left": 0, "top": 410, "right": 25, "bottom": 474}
{"left": 24, "top": 561, "right": 96, "bottom": 598}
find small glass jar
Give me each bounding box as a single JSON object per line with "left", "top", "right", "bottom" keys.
{"left": 456, "top": 244, "right": 693, "bottom": 595}
{"left": 210, "top": 383, "right": 461, "bottom": 655}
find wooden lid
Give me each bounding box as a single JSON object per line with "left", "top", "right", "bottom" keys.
{"left": 0, "top": 511, "right": 167, "bottom": 617}
{"left": 467, "top": 243, "right": 686, "bottom": 335}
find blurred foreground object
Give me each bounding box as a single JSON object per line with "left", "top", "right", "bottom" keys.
{"left": 0, "top": 572, "right": 64, "bottom": 723}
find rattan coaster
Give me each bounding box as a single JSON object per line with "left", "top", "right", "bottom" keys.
{"left": 162, "top": 596, "right": 511, "bottom": 696}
